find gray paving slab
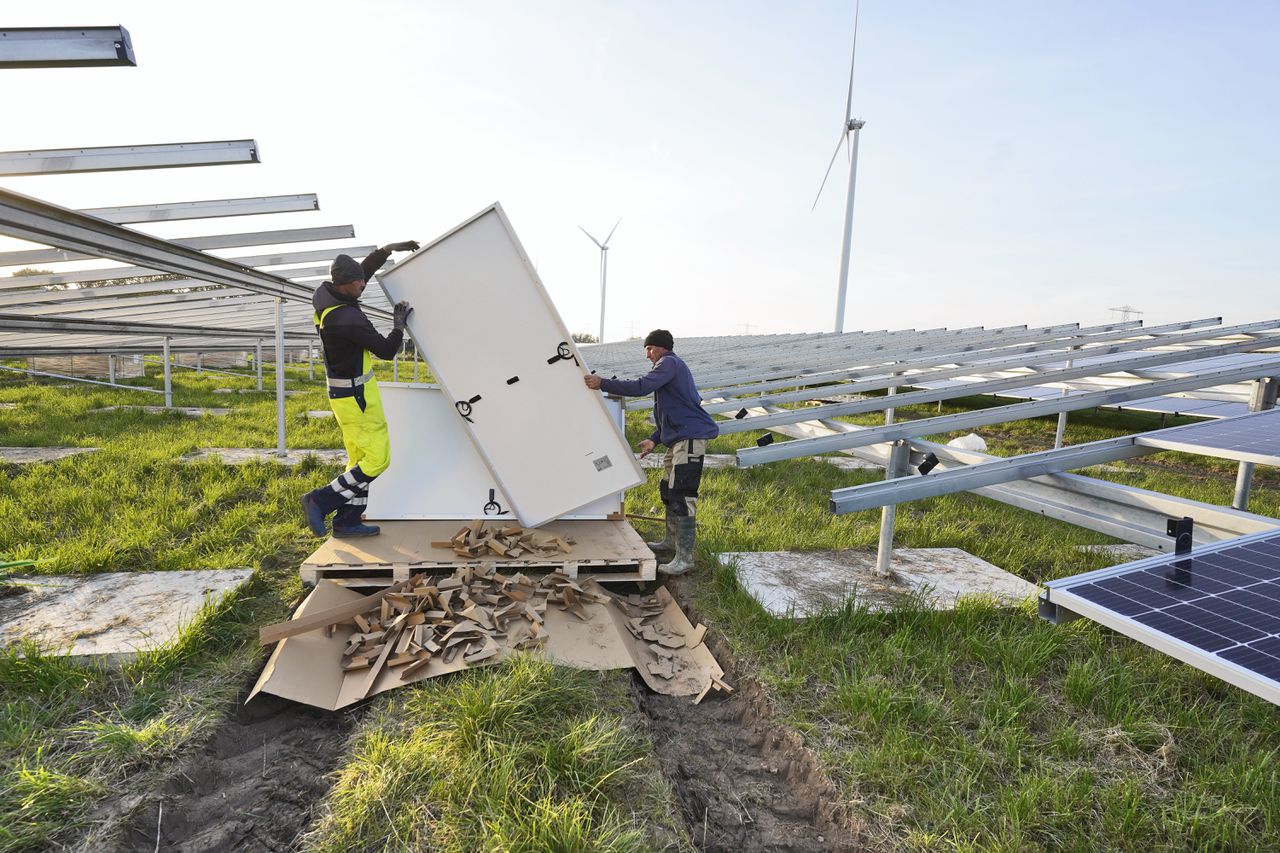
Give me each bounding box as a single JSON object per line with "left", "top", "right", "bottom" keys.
{"left": 636, "top": 453, "right": 876, "bottom": 471}
{"left": 1075, "top": 543, "right": 1161, "bottom": 561}
{"left": 88, "top": 405, "right": 232, "bottom": 417}
{"left": 0, "top": 447, "right": 99, "bottom": 463}
{"left": 182, "top": 447, "right": 347, "bottom": 466}
{"left": 717, "top": 548, "right": 1037, "bottom": 617}
{"left": 0, "top": 569, "right": 254, "bottom": 664}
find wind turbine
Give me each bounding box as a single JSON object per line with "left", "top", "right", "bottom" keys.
{"left": 812, "top": 0, "right": 865, "bottom": 334}
{"left": 579, "top": 218, "right": 621, "bottom": 342}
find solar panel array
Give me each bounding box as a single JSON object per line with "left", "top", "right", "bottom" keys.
{"left": 1043, "top": 529, "right": 1280, "bottom": 704}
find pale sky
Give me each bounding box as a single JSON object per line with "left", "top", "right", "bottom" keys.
{"left": 3, "top": 1, "right": 1277, "bottom": 341}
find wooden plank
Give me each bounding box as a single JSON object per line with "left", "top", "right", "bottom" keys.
{"left": 259, "top": 582, "right": 404, "bottom": 645}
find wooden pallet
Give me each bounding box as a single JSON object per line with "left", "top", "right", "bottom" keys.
{"left": 300, "top": 519, "right": 656, "bottom": 587}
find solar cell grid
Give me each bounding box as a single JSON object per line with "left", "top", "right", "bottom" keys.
{"left": 1136, "top": 408, "right": 1280, "bottom": 464}
{"left": 1045, "top": 528, "right": 1280, "bottom": 705}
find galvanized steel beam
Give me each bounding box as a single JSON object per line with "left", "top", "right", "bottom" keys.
{"left": 0, "top": 311, "right": 287, "bottom": 339}
{"left": 0, "top": 26, "right": 135, "bottom": 68}
{"left": 737, "top": 356, "right": 1280, "bottom": 466}
{"left": 81, "top": 194, "right": 319, "bottom": 224}
{"left": 0, "top": 188, "right": 396, "bottom": 317}
{"left": 0, "top": 140, "right": 259, "bottom": 176}
{"left": 720, "top": 332, "right": 1280, "bottom": 435}
{"left": 0, "top": 224, "right": 356, "bottom": 267}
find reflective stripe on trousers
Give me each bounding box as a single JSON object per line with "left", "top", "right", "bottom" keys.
{"left": 660, "top": 438, "right": 706, "bottom": 518}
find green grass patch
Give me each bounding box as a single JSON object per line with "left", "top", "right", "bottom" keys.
{"left": 0, "top": 366, "right": 684, "bottom": 851}
{"left": 639, "top": 397, "right": 1280, "bottom": 851}
{"left": 303, "top": 656, "right": 686, "bottom": 852}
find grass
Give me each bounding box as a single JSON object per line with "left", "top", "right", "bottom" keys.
{"left": 3, "top": 363, "right": 1280, "bottom": 850}
{"left": 616, "top": 398, "right": 1280, "bottom": 852}
{"left": 0, "top": 361, "right": 683, "bottom": 852}
{"left": 303, "top": 656, "right": 687, "bottom": 852}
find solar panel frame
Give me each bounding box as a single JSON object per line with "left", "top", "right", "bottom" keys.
{"left": 1043, "top": 528, "right": 1280, "bottom": 705}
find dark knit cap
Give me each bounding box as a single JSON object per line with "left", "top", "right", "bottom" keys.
{"left": 330, "top": 254, "right": 364, "bottom": 286}
{"left": 644, "top": 329, "right": 674, "bottom": 350}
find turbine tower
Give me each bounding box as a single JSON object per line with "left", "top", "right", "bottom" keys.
{"left": 579, "top": 218, "right": 621, "bottom": 342}
{"left": 813, "top": 1, "right": 865, "bottom": 334}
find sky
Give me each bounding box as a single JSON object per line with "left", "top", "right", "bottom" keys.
{"left": 3, "top": 1, "right": 1278, "bottom": 341}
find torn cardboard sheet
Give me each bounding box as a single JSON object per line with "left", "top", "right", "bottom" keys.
{"left": 250, "top": 570, "right": 724, "bottom": 710}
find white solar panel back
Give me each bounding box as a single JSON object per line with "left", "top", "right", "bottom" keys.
{"left": 377, "top": 204, "right": 645, "bottom": 527}
{"left": 365, "top": 384, "right": 622, "bottom": 521}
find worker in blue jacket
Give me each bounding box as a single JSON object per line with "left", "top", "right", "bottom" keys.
{"left": 584, "top": 329, "right": 718, "bottom": 575}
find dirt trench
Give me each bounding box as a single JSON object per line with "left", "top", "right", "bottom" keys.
{"left": 96, "top": 691, "right": 351, "bottom": 853}
{"left": 631, "top": 583, "right": 876, "bottom": 852}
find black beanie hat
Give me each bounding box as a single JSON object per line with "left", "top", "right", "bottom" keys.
{"left": 330, "top": 254, "right": 364, "bottom": 286}
{"left": 644, "top": 329, "right": 674, "bottom": 350}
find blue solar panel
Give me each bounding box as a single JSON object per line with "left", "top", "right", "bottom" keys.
{"left": 1137, "top": 408, "right": 1280, "bottom": 464}
{"left": 1043, "top": 529, "right": 1280, "bottom": 703}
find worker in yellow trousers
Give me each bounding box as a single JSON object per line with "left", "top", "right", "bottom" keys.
{"left": 301, "top": 242, "right": 418, "bottom": 537}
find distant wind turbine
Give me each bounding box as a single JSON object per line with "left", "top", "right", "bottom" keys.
{"left": 579, "top": 218, "right": 621, "bottom": 342}
{"left": 812, "top": 0, "right": 865, "bottom": 334}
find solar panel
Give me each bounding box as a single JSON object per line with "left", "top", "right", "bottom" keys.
{"left": 1042, "top": 528, "right": 1280, "bottom": 705}
{"left": 1136, "top": 407, "right": 1280, "bottom": 465}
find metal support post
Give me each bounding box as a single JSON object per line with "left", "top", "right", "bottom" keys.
{"left": 308, "top": 345, "right": 314, "bottom": 381}
{"left": 275, "top": 298, "right": 287, "bottom": 457}
{"left": 885, "top": 372, "right": 898, "bottom": 425}
{"left": 874, "top": 440, "right": 910, "bottom": 577}
{"left": 255, "top": 339, "right": 263, "bottom": 391}
{"left": 161, "top": 337, "right": 172, "bottom": 408}
{"left": 413, "top": 347, "right": 420, "bottom": 382}
{"left": 107, "top": 353, "right": 116, "bottom": 384}
{"left": 1233, "top": 377, "right": 1278, "bottom": 510}
{"left": 1054, "top": 346, "right": 1077, "bottom": 449}
{"left": 195, "top": 352, "right": 202, "bottom": 375}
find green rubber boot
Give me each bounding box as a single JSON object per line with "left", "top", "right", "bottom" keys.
{"left": 659, "top": 516, "right": 698, "bottom": 576}
{"left": 646, "top": 514, "right": 676, "bottom": 563}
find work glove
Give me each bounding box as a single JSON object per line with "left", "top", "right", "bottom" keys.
{"left": 383, "top": 240, "right": 420, "bottom": 253}
{"left": 393, "top": 301, "right": 414, "bottom": 332}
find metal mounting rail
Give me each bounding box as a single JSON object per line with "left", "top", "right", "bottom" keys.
{"left": 738, "top": 356, "right": 1280, "bottom": 466}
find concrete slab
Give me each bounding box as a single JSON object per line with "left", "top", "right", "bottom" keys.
{"left": 88, "top": 405, "right": 232, "bottom": 417}
{"left": 636, "top": 453, "right": 876, "bottom": 471}
{"left": 638, "top": 453, "right": 738, "bottom": 470}
{"left": 815, "top": 456, "right": 879, "bottom": 471}
{"left": 213, "top": 388, "right": 301, "bottom": 396}
{"left": 809, "top": 394, "right": 867, "bottom": 404}
{"left": 182, "top": 447, "right": 347, "bottom": 466}
{"left": 1076, "top": 543, "right": 1161, "bottom": 561}
{"left": 0, "top": 402, "right": 16, "bottom": 410}
{"left": 0, "top": 569, "right": 254, "bottom": 663}
{"left": 717, "top": 548, "right": 1038, "bottom": 617}
{"left": 0, "top": 447, "right": 99, "bottom": 464}
{"left": 305, "top": 410, "right": 334, "bottom": 419}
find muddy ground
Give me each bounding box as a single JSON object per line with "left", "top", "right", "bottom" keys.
{"left": 85, "top": 690, "right": 351, "bottom": 853}
{"left": 631, "top": 581, "right": 874, "bottom": 852}
{"left": 69, "top": 579, "right": 873, "bottom": 852}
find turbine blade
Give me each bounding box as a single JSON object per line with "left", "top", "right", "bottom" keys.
{"left": 811, "top": 130, "right": 848, "bottom": 212}
{"left": 604, "top": 217, "right": 622, "bottom": 246}
{"left": 845, "top": 0, "right": 861, "bottom": 124}
{"left": 578, "top": 225, "right": 604, "bottom": 249}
